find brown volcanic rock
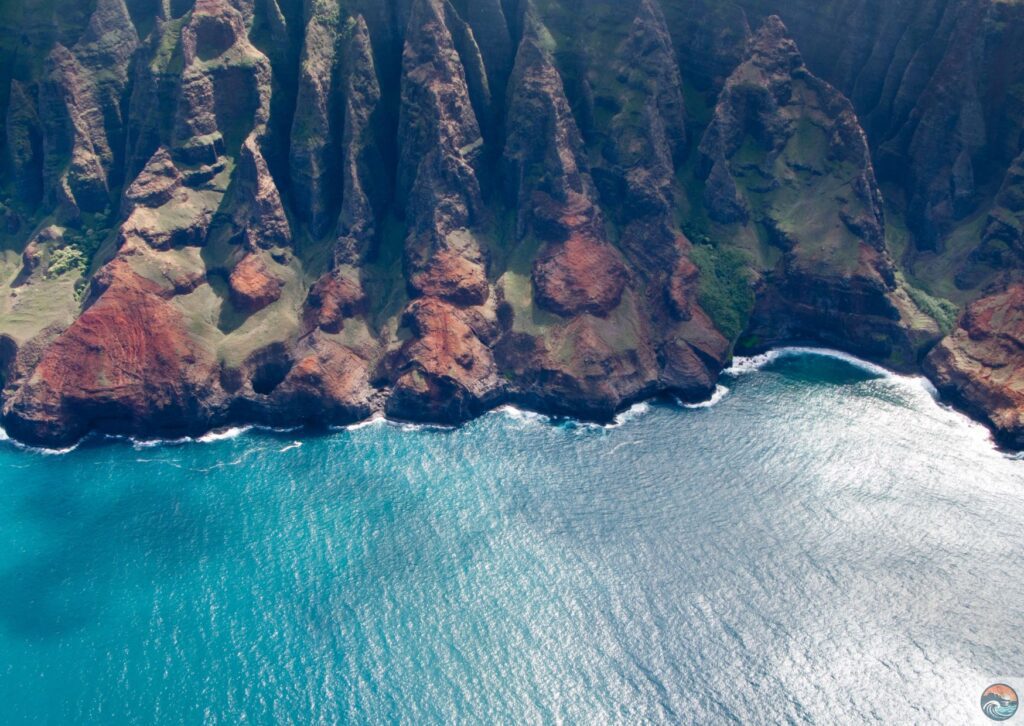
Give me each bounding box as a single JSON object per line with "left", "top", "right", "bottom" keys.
{"left": 495, "top": 311, "right": 663, "bottom": 420}
{"left": 389, "top": 0, "right": 498, "bottom": 412}
{"left": 667, "top": 253, "right": 700, "bottom": 321}
{"left": 267, "top": 334, "right": 375, "bottom": 424}
{"left": 229, "top": 253, "right": 284, "bottom": 313}
{"left": 2, "top": 259, "right": 219, "bottom": 445}
{"left": 386, "top": 297, "right": 503, "bottom": 423}
{"left": 3, "top": 0, "right": 1018, "bottom": 448}
{"left": 118, "top": 147, "right": 219, "bottom": 250}
{"left": 5, "top": 81, "right": 44, "bottom": 207}
{"left": 307, "top": 269, "right": 367, "bottom": 333}
{"left": 614, "top": 0, "right": 687, "bottom": 184}
{"left": 122, "top": 147, "right": 183, "bottom": 210}
{"left": 533, "top": 232, "right": 628, "bottom": 318}
{"left": 397, "top": 0, "right": 487, "bottom": 296}
{"left": 494, "top": 9, "right": 723, "bottom": 414}
{"left": 38, "top": 0, "right": 139, "bottom": 215}
{"left": 233, "top": 134, "right": 292, "bottom": 250}
{"left": 289, "top": 0, "right": 342, "bottom": 236}
{"left": 408, "top": 241, "right": 489, "bottom": 307}
{"left": 925, "top": 284, "right": 1024, "bottom": 447}
{"left": 335, "top": 15, "right": 386, "bottom": 265}
{"left": 502, "top": 19, "right": 591, "bottom": 239}
{"left": 503, "top": 16, "right": 629, "bottom": 318}
{"left": 40, "top": 45, "right": 112, "bottom": 215}
{"left": 173, "top": 0, "right": 272, "bottom": 166}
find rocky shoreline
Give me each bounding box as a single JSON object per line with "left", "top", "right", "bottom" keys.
{"left": 1, "top": 0, "right": 1023, "bottom": 450}
{"left": 0, "top": 342, "right": 1013, "bottom": 454}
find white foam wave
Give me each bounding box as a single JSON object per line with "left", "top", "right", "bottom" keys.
{"left": 0, "top": 425, "right": 81, "bottom": 455}
{"left": 725, "top": 347, "right": 894, "bottom": 378}
{"left": 386, "top": 419, "right": 455, "bottom": 433}
{"left": 493, "top": 405, "right": 551, "bottom": 425}
{"left": 917, "top": 376, "right": 941, "bottom": 400}
{"left": 680, "top": 384, "right": 730, "bottom": 409}
{"left": 723, "top": 350, "right": 781, "bottom": 375}
{"left": 279, "top": 441, "right": 303, "bottom": 453}
{"left": 331, "top": 414, "right": 386, "bottom": 432}
{"left": 614, "top": 401, "right": 651, "bottom": 426}
{"left": 569, "top": 402, "right": 652, "bottom": 430}
{"left": 126, "top": 426, "right": 254, "bottom": 450}
{"left": 196, "top": 426, "right": 252, "bottom": 443}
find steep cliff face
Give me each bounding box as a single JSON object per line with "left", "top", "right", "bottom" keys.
{"left": 697, "top": 16, "right": 940, "bottom": 367}
{"left": 925, "top": 284, "right": 1024, "bottom": 448}
{"left": 0, "top": 0, "right": 1021, "bottom": 446}
{"left": 40, "top": 0, "right": 139, "bottom": 218}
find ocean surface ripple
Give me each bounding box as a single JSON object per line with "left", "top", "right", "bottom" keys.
{"left": 0, "top": 351, "right": 1020, "bottom": 723}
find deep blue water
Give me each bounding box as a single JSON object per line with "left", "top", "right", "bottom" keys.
{"left": 0, "top": 350, "right": 1021, "bottom": 723}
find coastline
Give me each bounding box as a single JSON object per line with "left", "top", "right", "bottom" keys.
{"left": 0, "top": 346, "right": 1007, "bottom": 456}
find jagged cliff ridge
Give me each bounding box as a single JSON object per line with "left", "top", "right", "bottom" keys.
{"left": 0, "top": 0, "right": 1022, "bottom": 447}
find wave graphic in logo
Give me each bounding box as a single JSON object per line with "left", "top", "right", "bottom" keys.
{"left": 981, "top": 684, "right": 1019, "bottom": 721}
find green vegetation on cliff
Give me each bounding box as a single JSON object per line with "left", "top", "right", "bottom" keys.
{"left": 689, "top": 243, "right": 754, "bottom": 342}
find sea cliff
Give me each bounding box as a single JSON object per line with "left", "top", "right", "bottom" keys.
{"left": 1, "top": 0, "right": 1023, "bottom": 446}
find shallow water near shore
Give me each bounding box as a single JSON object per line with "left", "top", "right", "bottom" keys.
{"left": 0, "top": 350, "right": 1021, "bottom": 723}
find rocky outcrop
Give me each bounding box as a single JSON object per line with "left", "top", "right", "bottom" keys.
{"left": 494, "top": 11, "right": 726, "bottom": 416}
{"left": 925, "top": 284, "right": 1024, "bottom": 448}
{"left": 599, "top": 0, "right": 690, "bottom": 273}
{"left": 172, "top": 0, "right": 272, "bottom": 166}
{"left": 123, "top": 147, "right": 183, "bottom": 210}
{"left": 38, "top": 0, "right": 139, "bottom": 216}
{"left": 335, "top": 15, "right": 385, "bottom": 265}
{"left": 289, "top": 0, "right": 342, "bottom": 237}
{"left": 387, "top": 0, "right": 498, "bottom": 420}
{"left": 307, "top": 269, "right": 367, "bottom": 332}
{"left": 118, "top": 147, "right": 219, "bottom": 250}
{"left": 502, "top": 16, "right": 628, "bottom": 318}
{"left": 232, "top": 134, "right": 292, "bottom": 251}
{"left": 268, "top": 334, "right": 374, "bottom": 424}
{"left": 5, "top": 81, "right": 44, "bottom": 207}
{"left": 736, "top": 0, "right": 1024, "bottom": 251}
{"left": 396, "top": 0, "right": 487, "bottom": 304}
{"left": 229, "top": 252, "right": 284, "bottom": 312}
{"left": 386, "top": 297, "right": 503, "bottom": 422}
{"left": 532, "top": 231, "right": 629, "bottom": 318}
{"left": 2, "top": 259, "right": 219, "bottom": 446}
{"left": 699, "top": 16, "right": 939, "bottom": 366}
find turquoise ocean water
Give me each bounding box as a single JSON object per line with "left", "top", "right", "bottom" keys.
{"left": 0, "top": 350, "right": 1021, "bottom": 723}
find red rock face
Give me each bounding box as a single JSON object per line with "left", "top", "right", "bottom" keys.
{"left": 408, "top": 247, "right": 488, "bottom": 306}
{"left": 229, "top": 254, "right": 283, "bottom": 313}
{"left": 270, "top": 335, "right": 373, "bottom": 423}
{"left": 533, "top": 233, "right": 629, "bottom": 318}
{"left": 308, "top": 272, "right": 367, "bottom": 333}
{"left": 387, "top": 298, "right": 502, "bottom": 423}
{"left": 668, "top": 255, "right": 701, "bottom": 321}
{"left": 925, "top": 285, "right": 1024, "bottom": 446}
{"left": 3, "top": 260, "right": 217, "bottom": 445}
